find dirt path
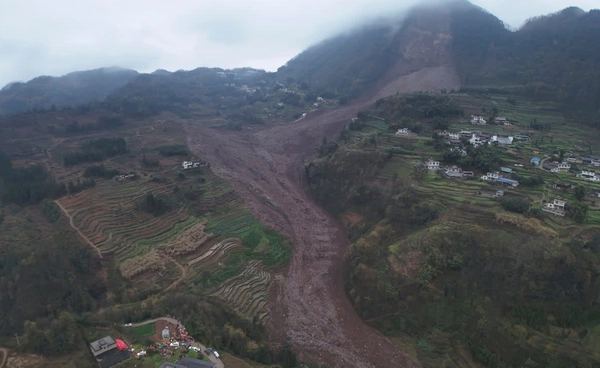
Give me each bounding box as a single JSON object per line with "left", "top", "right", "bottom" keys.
{"left": 186, "top": 96, "right": 422, "bottom": 367}
{"left": 54, "top": 200, "right": 104, "bottom": 259}
{"left": 161, "top": 253, "right": 187, "bottom": 291}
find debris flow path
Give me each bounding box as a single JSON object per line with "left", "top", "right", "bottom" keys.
{"left": 187, "top": 98, "right": 422, "bottom": 368}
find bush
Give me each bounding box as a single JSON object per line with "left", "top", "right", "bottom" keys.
{"left": 500, "top": 198, "right": 529, "bottom": 213}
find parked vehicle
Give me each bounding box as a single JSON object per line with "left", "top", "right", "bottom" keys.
{"left": 204, "top": 349, "right": 212, "bottom": 355}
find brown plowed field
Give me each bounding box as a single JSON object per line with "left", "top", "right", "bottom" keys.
{"left": 185, "top": 73, "right": 437, "bottom": 367}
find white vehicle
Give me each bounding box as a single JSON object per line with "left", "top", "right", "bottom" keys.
{"left": 124, "top": 323, "right": 132, "bottom": 327}
{"left": 190, "top": 346, "right": 201, "bottom": 352}
{"left": 137, "top": 351, "right": 146, "bottom": 356}
{"left": 213, "top": 350, "right": 220, "bottom": 359}
{"left": 170, "top": 342, "right": 180, "bottom": 347}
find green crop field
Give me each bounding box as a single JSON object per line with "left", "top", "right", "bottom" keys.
{"left": 132, "top": 322, "right": 155, "bottom": 339}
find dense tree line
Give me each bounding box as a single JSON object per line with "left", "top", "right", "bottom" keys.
{"left": 157, "top": 144, "right": 188, "bottom": 157}
{"left": 63, "top": 138, "right": 127, "bottom": 166}
{"left": 83, "top": 164, "right": 120, "bottom": 178}
{"left": 0, "top": 151, "right": 66, "bottom": 205}
{"left": 0, "top": 228, "right": 104, "bottom": 338}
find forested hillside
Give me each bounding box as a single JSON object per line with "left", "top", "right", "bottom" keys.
{"left": 306, "top": 92, "right": 600, "bottom": 367}
{"left": 0, "top": 67, "right": 138, "bottom": 115}
{"left": 451, "top": 6, "right": 600, "bottom": 116}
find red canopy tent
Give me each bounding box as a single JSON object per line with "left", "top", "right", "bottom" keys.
{"left": 115, "top": 339, "right": 128, "bottom": 351}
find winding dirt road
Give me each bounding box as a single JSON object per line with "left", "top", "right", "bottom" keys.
{"left": 186, "top": 96, "right": 422, "bottom": 367}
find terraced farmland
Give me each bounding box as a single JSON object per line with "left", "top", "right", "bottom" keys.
{"left": 210, "top": 260, "right": 272, "bottom": 322}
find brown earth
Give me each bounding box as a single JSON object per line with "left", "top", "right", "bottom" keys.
{"left": 186, "top": 17, "right": 459, "bottom": 366}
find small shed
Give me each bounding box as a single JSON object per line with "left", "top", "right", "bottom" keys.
{"left": 530, "top": 157, "right": 541, "bottom": 166}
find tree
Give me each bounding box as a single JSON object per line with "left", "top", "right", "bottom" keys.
{"left": 574, "top": 185, "right": 586, "bottom": 201}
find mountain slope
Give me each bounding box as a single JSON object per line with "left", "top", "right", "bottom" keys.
{"left": 277, "top": 3, "right": 462, "bottom": 101}
{"left": 0, "top": 67, "right": 138, "bottom": 114}
{"left": 278, "top": 1, "right": 600, "bottom": 116}
{"left": 451, "top": 6, "right": 600, "bottom": 114}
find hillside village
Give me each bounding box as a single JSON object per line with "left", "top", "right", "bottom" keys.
{"left": 367, "top": 96, "right": 600, "bottom": 222}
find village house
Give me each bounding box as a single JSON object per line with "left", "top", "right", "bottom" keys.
{"left": 470, "top": 115, "right": 487, "bottom": 125}
{"left": 181, "top": 161, "right": 205, "bottom": 170}
{"left": 495, "top": 190, "right": 504, "bottom": 197}
{"left": 578, "top": 170, "right": 600, "bottom": 182}
{"left": 542, "top": 197, "right": 567, "bottom": 216}
{"left": 469, "top": 134, "right": 485, "bottom": 147}
{"left": 552, "top": 182, "right": 574, "bottom": 191}
{"left": 443, "top": 165, "right": 464, "bottom": 179}
{"left": 580, "top": 155, "right": 600, "bottom": 167}
{"left": 495, "top": 117, "right": 510, "bottom": 125}
{"left": 481, "top": 172, "right": 500, "bottom": 181}
{"left": 495, "top": 177, "right": 520, "bottom": 187}
{"left": 317, "top": 96, "right": 324, "bottom": 103}
{"left": 530, "top": 157, "right": 541, "bottom": 166}
{"left": 490, "top": 134, "right": 513, "bottom": 146}
{"left": 514, "top": 134, "right": 530, "bottom": 141}
{"left": 459, "top": 130, "right": 472, "bottom": 137}
{"left": 426, "top": 159, "right": 440, "bottom": 170}
{"left": 396, "top": 128, "right": 416, "bottom": 137}
{"left": 557, "top": 162, "right": 571, "bottom": 172}
{"left": 89, "top": 336, "right": 131, "bottom": 368}
{"left": 500, "top": 167, "right": 513, "bottom": 174}
{"left": 448, "top": 132, "right": 460, "bottom": 140}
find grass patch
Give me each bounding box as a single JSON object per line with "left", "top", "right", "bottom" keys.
{"left": 132, "top": 322, "right": 155, "bottom": 339}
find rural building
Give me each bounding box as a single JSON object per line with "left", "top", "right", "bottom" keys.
{"left": 490, "top": 134, "right": 513, "bottom": 145}
{"left": 395, "top": 128, "right": 416, "bottom": 137}
{"left": 426, "top": 159, "right": 440, "bottom": 170}
{"left": 495, "top": 117, "right": 509, "bottom": 125}
{"left": 182, "top": 161, "right": 204, "bottom": 170}
{"left": 448, "top": 132, "right": 460, "bottom": 140}
{"left": 542, "top": 198, "right": 567, "bottom": 216}
{"left": 89, "top": 336, "right": 130, "bottom": 368}
{"left": 580, "top": 155, "right": 600, "bottom": 167}
{"left": 443, "top": 166, "right": 464, "bottom": 179}
{"left": 459, "top": 130, "right": 472, "bottom": 137}
{"left": 495, "top": 190, "right": 504, "bottom": 197}
{"left": 495, "top": 178, "right": 519, "bottom": 187}
{"left": 463, "top": 171, "right": 474, "bottom": 177}
{"left": 530, "top": 157, "right": 541, "bottom": 166}
{"left": 90, "top": 336, "right": 117, "bottom": 357}
{"left": 500, "top": 167, "right": 513, "bottom": 174}
{"left": 557, "top": 162, "right": 571, "bottom": 172}
{"left": 162, "top": 327, "right": 170, "bottom": 339}
{"left": 470, "top": 115, "right": 486, "bottom": 125}
{"left": 514, "top": 134, "right": 530, "bottom": 141}
{"left": 578, "top": 170, "right": 600, "bottom": 182}
{"left": 552, "top": 182, "right": 573, "bottom": 191}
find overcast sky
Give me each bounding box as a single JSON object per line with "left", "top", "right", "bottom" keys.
{"left": 0, "top": 0, "right": 597, "bottom": 87}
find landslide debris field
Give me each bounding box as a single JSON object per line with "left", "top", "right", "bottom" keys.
{"left": 187, "top": 97, "right": 422, "bottom": 368}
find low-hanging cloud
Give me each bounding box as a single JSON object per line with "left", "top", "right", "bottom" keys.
{"left": 0, "top": 0, "right": 597, "bottom": 87}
